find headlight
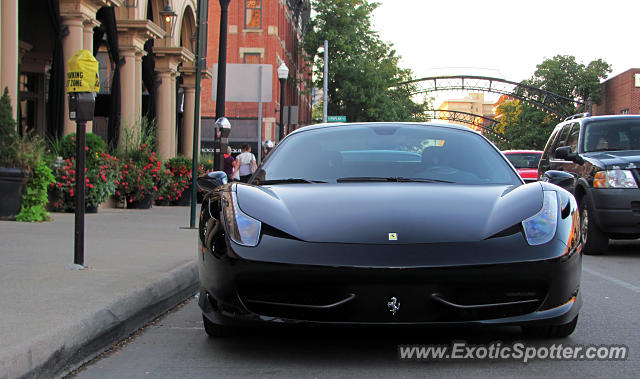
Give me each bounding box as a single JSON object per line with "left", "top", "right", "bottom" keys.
{"left": 522, "top": 190, "right": 558, "bottom": 245}
{"left": 593, "top": 170, "right": 637, "bottom": 188}
{"left": 222, "top": 192, "right": 261, "bottom": 247}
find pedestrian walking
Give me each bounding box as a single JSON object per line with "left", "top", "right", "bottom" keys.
{"left": 236, "top": 144, "right": 257, "bottom": 182}
{"left": 223, "top": 146, "right": 238, "bottom": 181}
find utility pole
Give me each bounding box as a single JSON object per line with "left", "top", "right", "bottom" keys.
{"left": 214, "top": 0, "right": 231, "bottom": 171}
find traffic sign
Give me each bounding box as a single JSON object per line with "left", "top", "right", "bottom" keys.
{"left": 327, "top": 115, "right": 347, "bottom": 122}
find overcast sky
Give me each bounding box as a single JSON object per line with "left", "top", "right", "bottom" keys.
{"left": 372, "top": 0, "right": 638, "bottom": 90}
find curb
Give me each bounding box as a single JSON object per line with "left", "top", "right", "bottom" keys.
{"left": 0, "top": 261, "right": 199, "bottom": 379}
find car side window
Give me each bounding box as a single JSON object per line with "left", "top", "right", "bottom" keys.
{"left": 541, "top": 128, "right": 560, "bottom": 163}
{"left": 550, "top": 124, "right": 572, "bottom": 159}
{"left": 565, "top": 123, "right": 581, "bottom": 153}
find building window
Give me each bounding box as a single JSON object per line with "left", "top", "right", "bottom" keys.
{"left": 243, "top": 53, "right": 261, "bottom": 64}
{"left": 245, "top": 0, "right": 261, "bottom": 29}
{"left": 621, "top": 109, "right": 630, "bottom": 114}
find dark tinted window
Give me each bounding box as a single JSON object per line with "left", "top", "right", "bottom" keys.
{"left": 583, "top": 119, "right": 640, "bottom": 152}
{"left": 255, "top": 124, "right": 521, "bottom": 185}
{"left": 505, "top": 153, "right": 542, "bottom": 169}
{"left": 566, "top": 123, "right": 581, "bottom": 153}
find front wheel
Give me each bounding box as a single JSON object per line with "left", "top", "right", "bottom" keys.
{"left": 522, "top": 316, "right": 578, "bottom": 338}
{"left": 579, "top": 198, "right": 608, "bottom": 255}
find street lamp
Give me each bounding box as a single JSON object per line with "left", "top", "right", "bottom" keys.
{"left": 277, "top": 62, "right": 289, "bottom": 142}
{"left": 159, "top": 1, "right": 177, "bottom": 39}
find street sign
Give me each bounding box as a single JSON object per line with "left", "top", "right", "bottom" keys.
{"left": 327, "top": 115, "right": 346, "bottom": 122}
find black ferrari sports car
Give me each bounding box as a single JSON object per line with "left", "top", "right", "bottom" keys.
{"left": 197, "top": 122, "right": 582, "bottom": 338}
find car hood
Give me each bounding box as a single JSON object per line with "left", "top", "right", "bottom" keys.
{"left": 584, "top": 150, "right": 640, "bottom": 170}
{"left": 235, "top": 182, "right": 544, "bottom": 244}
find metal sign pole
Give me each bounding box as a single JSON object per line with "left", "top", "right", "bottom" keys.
{"left": 257, "top": 65, "right": 263, "bottom": 163}
{"left": 323, "top": 40, "right": 328, "bottom": 123}
{"left": 189, "top": 0, "right": 207, "bottom": 229}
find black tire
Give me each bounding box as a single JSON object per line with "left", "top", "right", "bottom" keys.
{"left": 202, "top": 314, "right": 233, "bottom": 337}
{"left": 579, "top": 197, "right": 608, "bottom": 255}
{"left": 522, "top": 316, "right": 578, "bottom": 339}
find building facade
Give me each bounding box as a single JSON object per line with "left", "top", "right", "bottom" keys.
{"left": 201, "top": 0, "right": 312, "bottom": 155}
{"left": 437, "top": 93, "right": 495, "bottom": 130}
{"left": 592, "top": 68, "right": 640, "bottom": 116}
{"left": 1, "top": 0, "right": 204, "bottom": 160}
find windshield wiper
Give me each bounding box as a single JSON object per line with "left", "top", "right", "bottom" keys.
{"left": 258, "top": 178, "right": 327, "bottom": 184}
{"left": 336, "top": 176, "right": 454, "bottom": 183}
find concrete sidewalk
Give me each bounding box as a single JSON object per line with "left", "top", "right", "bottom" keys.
{"left": 0, "top": 206, "right": 199, "bottom": 379}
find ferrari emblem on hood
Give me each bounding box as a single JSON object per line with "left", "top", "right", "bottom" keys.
{"left": 388, "top": 233, "right": 397, "bottom": 241}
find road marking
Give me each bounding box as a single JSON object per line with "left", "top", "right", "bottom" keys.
{"left": 583, "top": 266, "right": 640, "bottom": 294}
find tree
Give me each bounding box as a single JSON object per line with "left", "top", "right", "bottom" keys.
{"left": 303, "top": 0, "right": 429, "bottom": 122}
{"left": 525, "top": 55, "right": 612, "bottom": 110}
{"left": 494, "top": 100, "right": 560, "bottom": 150}
{"left": 495, "top": 55, "right": 612, "bottom": 150}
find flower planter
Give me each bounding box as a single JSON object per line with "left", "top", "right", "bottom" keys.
{"left": 172, "top": 188, "right": 192, "bottom": 206}
{"left": 128, "top": 193, "right": 153, "bottom": 209}
{"left": 0, "top": 168, "right": 28, "bottom": 219}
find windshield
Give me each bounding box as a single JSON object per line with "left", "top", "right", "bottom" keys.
{"left": 505, "top": 153, "right": 541, "bottom": 169}
{"left": 253, "top": 124, "right": 521, "bottom": 185}
{"left": 583, "top": 119, "right": 640, "bottom": 152}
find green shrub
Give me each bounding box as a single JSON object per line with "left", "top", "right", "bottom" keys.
{"left": 59, "top": 132, "right": 106, "bottom": 159}
{"left": 0, "top": 87, "right": 19, "bottom": 168}
{"left": 16, "top": 160, "right": 55, "bottom": 222}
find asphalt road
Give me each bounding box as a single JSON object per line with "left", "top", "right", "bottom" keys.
{"left": 73, "top": 241, "right": 639, "bottom": 378}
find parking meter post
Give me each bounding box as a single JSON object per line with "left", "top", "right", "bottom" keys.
{"left": 66, "top": 50, "right": 99, "bottom": 267}
{"left": 74, "top": 120, "right": 86, "bottom": 266}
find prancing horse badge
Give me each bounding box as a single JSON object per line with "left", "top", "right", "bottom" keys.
{"left": 388, "top": 296, "right": 400, "bottom": 315}
{"left": 388, "top": 233, "right": 397, "bottom": 241}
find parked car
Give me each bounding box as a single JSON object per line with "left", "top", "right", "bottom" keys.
{"left": 538, "top": 113, "right": 640, "bottom": 254}
{"left": 197, "top": 122, "right": 581, "bottom": 338}
{"left": 503, "top": 150, "right": 543, "bottom": 183}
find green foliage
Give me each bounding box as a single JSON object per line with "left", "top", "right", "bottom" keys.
{"left": 525, "top": 55, "right": 612, "bottom": 111}
{"left": 59, "top": 132, "right": 107, "bottom": 159}
{"left": 16, "top": 160, "right": 55, "bottom": 222}
{"left": 494, "top": 100, "right": 560, "bottom": 150}
{"left": 0, "top": 87, "right": 19, "bottom": 168}
{"left": 49, "top": 152, "right": 120, "bottom": 210}
{"left": 116, "top": 117, "right": 157, "bottom": 160}
{"left": 154, "top": 157, "right": 202, "bottom": 205}
{"left": 303, "top": 0, "right": 430, "bottom": 122}
{"left": 200, "top": 152, "right": 215, "bottom": 171}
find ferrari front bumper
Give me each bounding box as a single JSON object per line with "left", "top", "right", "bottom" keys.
{"left": 198, "top": 232, "right": 581, "bottom": 327}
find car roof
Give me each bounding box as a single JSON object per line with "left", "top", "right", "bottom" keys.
{"left": 287, "top": 121, "right": 483, "bottom": 137}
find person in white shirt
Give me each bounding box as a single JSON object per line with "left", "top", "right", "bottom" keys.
{"left": 236, "top": 144, "right": 257, "bottom": 182}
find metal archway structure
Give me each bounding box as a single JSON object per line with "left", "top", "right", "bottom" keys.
{"left": 401, "top": 75, "right": 584, "bottom": 118}
{"left": 427, "top": 110, "right": 507, "bottom": 142}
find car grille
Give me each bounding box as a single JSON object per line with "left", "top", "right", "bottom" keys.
{"left": 237, "top": 282, "right": 546, "bottom": 323}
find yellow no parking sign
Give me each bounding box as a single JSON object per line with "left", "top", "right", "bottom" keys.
{"left": 66, "top": 49, "right": 100, "bottom": 93}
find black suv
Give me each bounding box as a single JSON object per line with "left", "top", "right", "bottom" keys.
{"left": 538, "top": 113, "right": 640, "bottom": 254}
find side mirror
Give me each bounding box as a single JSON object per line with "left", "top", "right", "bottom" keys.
{"left": 554, "top": 146, "right": 571, "bottom": 160}
{"left": 197, "top": 171, "right": 228, "bottom": 192}
{"left": 542, "top": 170, "right": 574, "bottom": 189}
{"left": 554, "top": 146, "right": 584, "bottom": 164}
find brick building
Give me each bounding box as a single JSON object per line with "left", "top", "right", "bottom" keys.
{"left": 201, "top": 0, "right": 312, "bottom": 154}
{"left": 593, "top": 68, "right": 640, "bottom": 116}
